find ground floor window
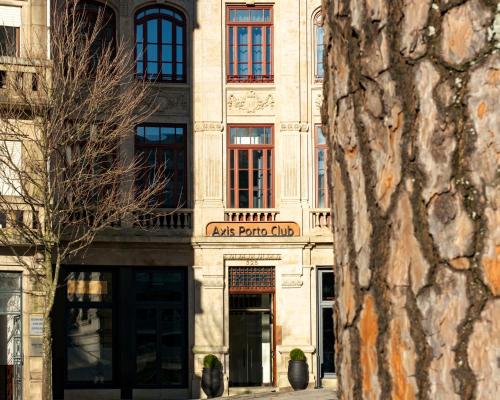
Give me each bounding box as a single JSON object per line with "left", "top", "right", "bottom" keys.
{"left": 53, "top": 267, "right": 188, "bottom": 398}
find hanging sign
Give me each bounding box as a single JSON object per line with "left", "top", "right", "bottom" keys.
{"left": 206, "top": 221, "right": 300, "bottom": 237}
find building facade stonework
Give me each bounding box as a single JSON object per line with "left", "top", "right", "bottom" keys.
{"left": 0, "top": 0, "right": 334, "bottom": 399}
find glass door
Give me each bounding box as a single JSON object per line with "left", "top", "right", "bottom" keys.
{"left": 0, "top": 272, "right": 22, "bottom": 400}
{"left": 317, "top": 269, "right": 335, "bottom": 381}
{"left": 229, "top": 294, "right": 273, "bottom": 387}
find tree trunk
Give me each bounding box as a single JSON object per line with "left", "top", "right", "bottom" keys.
{"left": 322, "top": 1, "right": 499, "bottom": 399}
{"left": 42, "top": 315, "right": 53, "bottom": 400}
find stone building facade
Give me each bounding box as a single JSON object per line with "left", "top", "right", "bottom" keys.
{"left": 0, "top": 1, "right": 334, "bottom": 399}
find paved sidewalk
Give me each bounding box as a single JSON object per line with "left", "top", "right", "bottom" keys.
{"left": 222, "top": 388, "right": 337, "bottom": 399}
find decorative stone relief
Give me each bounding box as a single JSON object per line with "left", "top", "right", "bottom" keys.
{"left": 314, "top": 93, "right": 323, "bottom": 114}
{"left": 202, "top": 274, "right": 224, "bottom": 289}
{"left": 194, "top": 121, "right": 224, "bottom": 132}
{"left": 224, "top": 254, "right": 282, "bottom": 260}
{"left": 227, "top": 90, "right": 275, "bottom": 114}
{"left": 280, "top": 122, "right": 309, "bottom": 132}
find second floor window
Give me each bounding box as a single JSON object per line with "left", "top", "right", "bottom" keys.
{"left": 227, "top": 6, "right": 273, "bottom": 83}
{"left": 0, "top": 6, "right": 21, "bottom": 57}
{"left": 135, "top": 6, "right": 186, "bottom": 82}
{"left": 228, "top": 126, "right": 273, "bottom": 208}
{"left": 135, "top": 124, "right": 187, "bottom": 208}
{"left": 316, "top": 126, "right": 328, "bottom": 208}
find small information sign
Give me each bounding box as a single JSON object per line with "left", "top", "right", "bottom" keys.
{"left": 30, "top": 315, "right": 44, "bottom": 336}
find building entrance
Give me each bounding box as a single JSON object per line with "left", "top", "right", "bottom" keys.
{"left": 228, "top": 266, "right": 275, "bottom": 387}
{"left": 229, "top": 294, "right": 272, "bottom": 386}
{"left": 0, "top": 272, "right": 22, "bottom": 400}
{"left": 317, "top": 269, "right": 335, "bottom": 382}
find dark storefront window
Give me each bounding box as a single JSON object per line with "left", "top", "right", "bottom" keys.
{"left": 318, "top": 269, "right": 335, "bottom": 378}
{"left": 66, "top": 271, "right": 114, "bottom": 384}
{"left": 55, "top": 267, "right": 188, "bottom": 396}
{"left": 134, "top": 270, "right": 188, "bottom": 387}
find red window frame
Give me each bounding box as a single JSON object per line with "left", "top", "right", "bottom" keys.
{"left": 227, "top": 125, "right": 274, "bottom": 208}
{"left": 226, "top": 5, "right": 273, "bottom": 83}
{"left": 135, "top": 124, "right": 187, "bottom": 208}
{"left": 315, "top": 125, "right": 329, "bottom": 208}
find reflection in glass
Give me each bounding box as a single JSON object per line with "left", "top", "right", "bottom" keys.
{"left": 67, "top": 308, "right": 113, "bottom": 383}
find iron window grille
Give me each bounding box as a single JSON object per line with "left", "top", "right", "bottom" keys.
{"left": 229, "top": 267, "right": 275, "bottom": 293}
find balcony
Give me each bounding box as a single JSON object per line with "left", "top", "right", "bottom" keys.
{"left": 132, "top": 209, "right": 193, "bottom": 233}
{"left": 310, "top": 209, "right": 332, "bottom": 231}
{"left": 224, "top": 209, "right": 279, "bottom": 222}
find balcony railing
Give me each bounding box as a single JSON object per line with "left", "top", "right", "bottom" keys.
{"left": 310, "top": 209, "right": 332, "bottom": 230}
{"left": 133, "top": 209, "right": 193, "bottom": 231}
{"left": 225, "top": 209, "right": 279, "bottom": 222}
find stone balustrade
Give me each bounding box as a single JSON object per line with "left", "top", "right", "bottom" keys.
{"left": 224, "top": 209, "right": 279, "bottom": 222}
{"left": 310, "top": 209, "right": 332, "bottom": 230}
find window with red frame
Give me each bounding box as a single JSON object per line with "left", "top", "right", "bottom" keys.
{"left": 135, "top": 124, "right": 187, "bottom": 208}
{"left": 228, "top": 126, "right": 273, "bottom": 208}
{"left": 227, "top": 6, "right": 273, "bottom": 83}
{"left": 316, "top": 125, "right": 328, "bottom": 207}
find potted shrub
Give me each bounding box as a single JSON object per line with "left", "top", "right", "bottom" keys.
{"left": 287, "top": 348, "right": 309, "bottom": 390}
{"left": 201, "top": 354, "right": 223, "bottom": 398}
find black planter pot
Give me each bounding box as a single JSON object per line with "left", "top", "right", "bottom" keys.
{"left": 201, "top": 367, "right": 223, "bottom": 398}
{"left": 288, "top": 360, "right": 309, "bottom": 391}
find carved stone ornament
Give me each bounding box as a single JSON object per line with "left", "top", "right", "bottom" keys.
{"left": 223, "top": 254, "right": 282, "bottom": 260}
{"left": 280, "top": 122, "right": 309, "bottom": 132}
{"left": 314, "top": 93, "right": 324, "bottom": 112}
{"left": 202, "top": 274, "right": 224, "bottom": 289}
{"left": 227, "top": 90, "right": 275, "bottom": 114}
{"left": 193, "top": 122, "right": 224, "bottom": 132}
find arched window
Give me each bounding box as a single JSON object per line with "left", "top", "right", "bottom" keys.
{"left": 135, "top": 6, "right": 186, "bottom": 82}
{"left": 77, "top": 1, "right": 116, "bottom": 57}
{"left": 314, "top": 11, "right": 324, "bottom": 81}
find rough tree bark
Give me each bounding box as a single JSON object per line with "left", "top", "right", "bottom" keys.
{"left": 322, "top": 1, "right": 499, "bottom": 399}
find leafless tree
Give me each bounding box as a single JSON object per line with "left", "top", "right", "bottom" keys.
{"left": 0, "top": 1, "right": 167, "bottom": 398}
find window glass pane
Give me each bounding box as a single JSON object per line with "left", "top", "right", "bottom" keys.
{"left": 0, "top": 293, "right": 20, "bottom": 312}
{"left": 322, "top": 272, "right": 334, "bottom": 301}
{"left": 176, "top": 63, "right": 183, "bottom": 75}
{"left": 147, "top": 19, "right": 158, "bottom": 43}
{"left": 264, "top": 9, "right": 271, "bottom": 21}
{"left": 135, "top": 271, "right": 184, "bottom": 302}
{"left": 176, "top": 45, "right": 183, "bottom": 62}
{"left": 317, "top": 127, "right": 326, "bottom": 144}
{"left": 252, "top": 27, "right": 262, "bottom": 45}
{"left": 250, "top": 9, "right": 263, "bottom": 22}
{"left": 237, "top": 10, "right": 250, "bottom": 22}
{"left": 162, "top": 20, "right": 172, "bottom": 43}
{"left": 237, "top": 27, "right": 248, "bottom": 45}
{"left": 135, "top": 308, "right": 157, "bottom": 384}
{"left": 229, "top": 9, "right": 236, "bottom": 21}
{"left": 136, "top": 25, "right": 143, "bottom": 42}
{"left": 176, "top": 26, "right": 183, "bottom": 45}
{"left": 238, "top": 171, "right": 249, "bottom": 189}
{"left": 160, "top": 127, "right": 175, "bottom": 144}
{"left": 136, "top": 61, "right": 144, "bottom": 75}
{"left": 0, "top": 272, "right": 21, "bottom": 291}
{"left": 238, "top": 190, "right": 249, "bottom": 207}
{"left": 253, "top": 149, "right": 264, "bottom": 170}
{"left": 144, "top": 126, "right": 159, "bottom": 143}
{"left": 238, "top": 63, "right": 248, "bottom": 76}
{"left": 66, "top": 272, "right": 113, "bottom": 303}
{"left": 0, "top": 26, "right": 18, "bottom": 57}
{"left": 322, "top": 307, "right": 335, "bottom": 374}
{"left": 147, "top": 61, "right": 158, "bottom": 75}
{"left": 67, "top": 308, "right": 113, "bottom": 382}
{"left": 160, "top": 307, "right": 184, "bottom": 384}
{"left": 238, "top": 150, "right": 248, "bottom": 169}
{"left": 175, "top": 127, "right": 185, "bottom": 143}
